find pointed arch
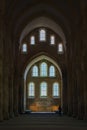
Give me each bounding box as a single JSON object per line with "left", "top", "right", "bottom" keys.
{"left": 23, "top": 55, "right": 63, "bottom": 111}
{"left": 19, "top": 17, "right": 66, "bottom": 50}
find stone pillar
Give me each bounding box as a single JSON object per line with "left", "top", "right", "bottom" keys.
{"left": 80, "top": 0, "right": 87, "bottom": 119}
{"left": 75, "top": 20, "right": 85, "bottom": 120}
{"left": 0, "top": 17, "right": 3, "bottom": 121}
{"left": 67, "top": 40, "right": 73, "bottom": 116}
{"left": 84, "top": 43, "right": 87, "bottom": 120}
{"left": 3, "top": 32, "right": 10, "bottom": 119}
{"left": 76, "top": 69, "right": 84, "bottom": 119}
{"left": 13, "top": 68, "right": 18, "bottom": 116}
{"left": 72, "top": 50, "right": 78, "bottom": 118}
{"left": 72, "top": 77, "right": 78, "bottom": 118}
{"left": 19, "top": 76, "right": 24, "bottom": 114}
{"left": 74, "top": 0, "right": 87, "bottom": 120}
{"left": 74, "top": 27, "right": 84, "bottom": 119}
{"left": 0, "top": 0, "right": 5, "bottom": 121}
{"left": 62, "top": 68, "right": 68, "bottom": 114}
{"left": 9, "top": 75, "right": 14, "bottom": 118}
{"left": 13, "top": 41, "right": 19, "bottom": 116}
{"left": 3, "top": 65, "right": 9, "bottom": 119}
{"left": 72, "top": 33, "right": 79, "bottom": 118}
{"left": 8, "top": 36, "right": 14, "bottom": 118}
{"left": 84, "top": 62, "right": 87, "bottom": 120}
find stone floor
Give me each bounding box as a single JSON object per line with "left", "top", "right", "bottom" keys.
{"left": 0, "top": 113, "right": 87, "bottom": 130}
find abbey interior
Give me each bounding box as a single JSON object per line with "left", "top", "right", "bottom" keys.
{"left": 0, "top": 0, "right": 87, "bottom": 123}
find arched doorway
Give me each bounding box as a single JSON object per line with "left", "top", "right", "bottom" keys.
{"left": 24, "top": 55, "right": 63, "bottom": 112}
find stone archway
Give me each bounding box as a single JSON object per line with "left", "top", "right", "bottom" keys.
{"left": 19, "top": 16, "right": 66, "bottom": 51}
{"left": 23, "top": 55, "right": 63, "bottom": 112}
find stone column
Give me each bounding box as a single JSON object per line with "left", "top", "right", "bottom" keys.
{"left": 72, "top": 32, "right": 79, "bottom": 118}
{"left": 13, "top": 74, "right": 19, "bottom": 116}
{"left": 3, "top": 33, "right": 10, "bottom": 119}
{"left": 76, "top": 24, "right": 85, "bottom": 120}
{"left": 0, "top": 17, "right": 3, "bottom": 121}
{"left": 80, "top": 0, "right": 87, "bottom": 119}
{"left": 3, "top": 65, "right": 9, "bottom": 119}
{"left": 72, "top": 52, "right": 78, "bottom": 118}
{"left": 0, "top": 0, "right": 5, "bottom": 121}
{"left": 13, "top": 41, "right": 19, "bottom": 116}
{"left": 67, "top": 39, "right": 73, "bottom": 116}
{"left": 19, "top": 76, "right": 24, "bottom": 114}
{"left": 84, "top": 61, "right": 87, "bottom": 120}
{"left": 76, "top": 69, "right": 84, "bottom": 119}
{"left": 8, "top": 36, "right": 14, "bottom": 118}
{"left": 62, "top": 68, "right": 68, "bottom": 114}
{"left": 9, "top": 75, "right": 14, "bottom": 118}
{"left": 73, "top": 27, "right": 84, "bottom": 119}
{"left": 83, "top": 42, "right": 87, "bottom": 120}
{"left": 72, "top": 77, "right": 78, "bottom": 118}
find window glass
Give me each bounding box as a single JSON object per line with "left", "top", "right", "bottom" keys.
{"left": 30, "top": 36, "right": 35, "bottom": 45}
{"left": 40, "top": 62, "right": 47, "bottom": 77}
{"left": 40, "top": 82, "right": 47, "bottom": 97}
{"left": 50, "top": 36, "right": 55, "bottom": 45}
{"left": 49, "top": 66, "right": 55, "bottom": 77}
{"left": 53, "top": 83, "right": 59, "bottom": 97}
{"left": 58, "top": 43, "right": 63, "bottom": 52}
{"left": 22, "top": 43, "right": 27, "bottom": 52}
{"left": 28, "top": 82, "right": 35, "bottom": 97}
{"left": 32, "top": 66, "right": 38, "bottom": 77}
{"left": 39, "top": 29, "right": 46, "bottom": 41}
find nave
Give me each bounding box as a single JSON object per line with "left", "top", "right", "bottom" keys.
{"left": 0, "top": 0, "right": 87, "bottom": 123}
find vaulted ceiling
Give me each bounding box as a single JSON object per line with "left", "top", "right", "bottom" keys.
{"left": 5, "top": 0, "right": 80, "bottom": 43}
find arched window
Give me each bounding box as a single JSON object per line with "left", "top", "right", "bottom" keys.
{"left": 53, "top": 83, "right": 59, "bottom": 97}
{"left": 40, "top": 82, "right": 47, "bottom": 97}
{"left": 22, "top": 43, "right": 27, "bottom": 52}
{"left": 28, "top": 82, "right": 35, "bottom": 97}
{"left": 50, "top": 35, "right": 55, "bottom": 45}
{"left": 30, "top": 36, "right": 35, "bottom": 45}
{"left": 40, "top": 62, "right": 47, "bottom": 77}
{"left": 58, "top": 43, "right": 63, "bottom": 53}
{"left": 49, "top": 66, "right": 55, "bottom": 77}
{"left": 39, "top": 29, "right": 46, "bottom": 41}
{"left": 32, "top": 65, "right": 38, "bottom": 77}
